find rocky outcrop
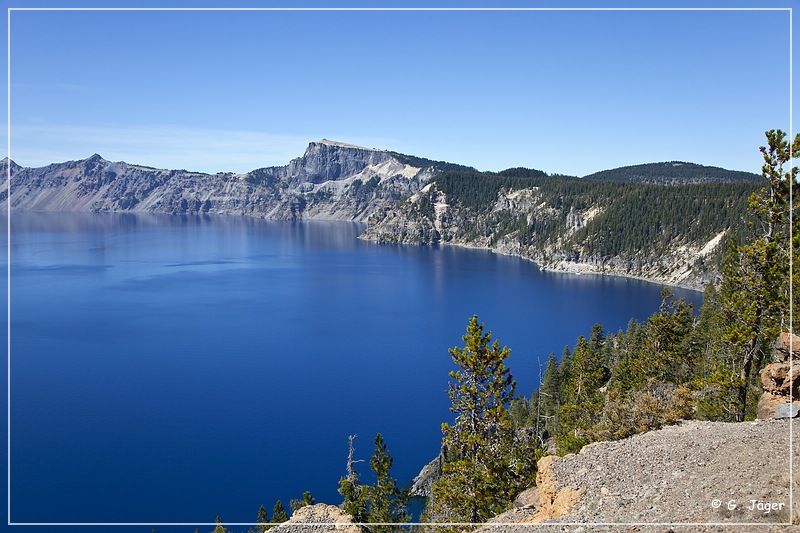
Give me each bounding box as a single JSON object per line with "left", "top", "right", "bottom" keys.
{"left": 410, "top": 451, "right": 444, "bottom": 497}
{"left": 758, "top": 332, "right": 800, "bottom": 420}
{"left": 271, "top": 504, "right": 364, "bottom": 532}
{"left": 284, "top": 139, "right": 392, "bottom": 186}
{"left": 478, "top": 419, "right": 798, "bottom": 532}
{"left": 507, "top": 455, "right": 583, "bottom": 520}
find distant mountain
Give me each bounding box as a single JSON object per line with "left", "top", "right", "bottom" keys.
{"left": 582, "top": 161, "right": 760, "bottom": 184}
{"left": 3, "top": 140, "right": 437, "bottom": 221}
{"left": 1, "top": 143, "right": 763, "bottom": 288}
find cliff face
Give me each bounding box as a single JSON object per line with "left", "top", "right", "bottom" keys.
{"left": 4, "top": 140, "right": 428, "bottom": 222}
{"left": 361, "top": 182, "right": 727, "bottom": 289}
{"left": 284, "top": 139, "right": 393, "bottom": 186}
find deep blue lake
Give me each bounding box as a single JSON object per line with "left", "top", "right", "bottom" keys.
{"left": 5, "top": 212, "right": 700, "bottom": 531}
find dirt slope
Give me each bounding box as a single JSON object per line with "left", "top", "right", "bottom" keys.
{"left": 479, "top": 419, "right": 798, "bottom": 532}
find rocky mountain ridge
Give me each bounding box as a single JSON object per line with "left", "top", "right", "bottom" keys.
{"left": 2, "top": 140, "right": 432, "bottom": 222}
{"left": 2, "top": 141, "right": 760, "bottom": 288}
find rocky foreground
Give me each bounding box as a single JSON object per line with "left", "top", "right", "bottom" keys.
{"left": 480, "top": 419, "right": 798, "bottom": 532}
{"left": 267, "top": 419, "right": 796, "bottom": 532}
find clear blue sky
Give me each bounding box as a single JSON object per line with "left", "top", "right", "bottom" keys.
{"left": 2, "top": 0, "right": 797, "bottom": 176}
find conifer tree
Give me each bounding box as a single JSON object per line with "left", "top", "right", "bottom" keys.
{"left": 211, "top": 517, "right": 228, "bottom": 533}
{"left": 338, "top": 434, "right": 409, "bottom": 530}
{"left": 289, "top": 491, "right": 315, "bottom": 513}
{"left": 720, "top": 129, "right": 798, "bottom": 421}
{"left": 428, "top": 315, "right": 525, "bottom": 524}
{"left": 257, "top": 505, "right": 268, "bottom": 530}
{"left": 692, "top": 283, "right": 740, "bottom": 420}
{"left": 270, "top": 501, "right": 288, "bottom": 523}
{"left": 539, "top": 352, "right": 561, "bottom": 431}
{"left": 366, "top": 433, "right": 410, "bottom": 532}
{"left": 556, "top": 336, "right": 607, "bottom": 454}
{"left": 557, "top": 344, "right": 573, "bottom": 399}
{"left": 643, "top": 288, "right": 694, "bottom": 385}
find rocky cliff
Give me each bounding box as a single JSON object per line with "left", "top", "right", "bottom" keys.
{"left": 361, "top": 180, "right": 738, "bottom": 289}
{"left": 2, "top": 140, "right": 430, "bottom": 222}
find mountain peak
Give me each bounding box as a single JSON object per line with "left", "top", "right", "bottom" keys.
{"left": 1, "top": 157, "right": 21, "bottom": 173}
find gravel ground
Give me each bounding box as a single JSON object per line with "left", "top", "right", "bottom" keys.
{"left": 478, "top": 419, "right": 798, "bottom": 532}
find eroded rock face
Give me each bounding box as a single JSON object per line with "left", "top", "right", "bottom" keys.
{"left": 271, "top": 504, "right": 364, "bottom": 533}
{"left": 286, "top": 140, "right": 392, "bottom": 185}
{"left": 757, "top": 332, "right": 800, "bottom": 420}
{"left": 410, "top": 452, "right": 444, "bottom": 498}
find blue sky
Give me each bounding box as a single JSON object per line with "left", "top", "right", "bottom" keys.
{"left": 2, "top": 0, "right": 797, "bottom": 176}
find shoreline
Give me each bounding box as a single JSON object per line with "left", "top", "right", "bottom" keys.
{"left": 361, "top": 235, "right": 707, "bottom": 294}
{"left": 5, "top": 207, "right": 707, "bottom": 293}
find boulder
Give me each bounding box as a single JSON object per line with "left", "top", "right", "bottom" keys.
{"left": 757, "top": 391, "right": 791, "bottom": 420}
{"left": 757, "top": 332, "right": 800, "bottom": 419}
{"left": 760, "top": 361, "right": 800, "bottom": 394}
{"left": 513, "top": 487, "right": 539, "bottom": 509}
{"left": 773, "top": 402, "right": 800, "bottom": 419}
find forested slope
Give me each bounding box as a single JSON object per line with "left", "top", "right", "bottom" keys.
{"left": 363, "top": 170, "right": 758, "bottom": 288}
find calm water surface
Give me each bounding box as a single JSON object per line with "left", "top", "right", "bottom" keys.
{"left": 5, "top": 212, "right": 700, "bottom": 530}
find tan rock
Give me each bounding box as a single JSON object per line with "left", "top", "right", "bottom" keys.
{"left": 760, "top": 363, "right": 799, "bottom": 394}
{"left": 270, "top": 504, "right": 364, "bottom": 533}
{"left": 773, "top": 332, "right": 800, "bottom": 363}
{"left": 756, "top": 391, "right": 799, "bottom": 420}
{"left": 519, "top": 454, "right": 585, "bottom": 522}
{"left": 757, "top": 332, "right": 800, "bottom": 419}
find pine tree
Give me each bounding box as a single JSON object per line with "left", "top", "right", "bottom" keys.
{"left": 271, "top": 501, "right": 288, "bottom": 523}
{"left": 720, "top": 129, "right": 798, "bottom": 421}
{"left": 366, "top": 433, "right": 410, "bottom": 532}
{"left": 692, "top": 283, "right": 740, "bottom": 420}
{"left": 557, "top": 344, "right": 573, "bottom": 399}
{"left": 211, "top": 517, "right": 228, "bottom": 533}
{"left": 539, "top": 352, "right": 561, "bottom": 431}
{"left": 256, "top": 504, "right": 268, "bottom": 532}
{"left": 428, "top": 315, "right": 526, "bottom": 524}
{"left": 643, "top": 288, "right": 694, "bottom": 385}
{"left": 556, "top": 335, "right": 607, "bottom": 454}
{"left": 290, "top": 491, "right": 315, "bottom": 513}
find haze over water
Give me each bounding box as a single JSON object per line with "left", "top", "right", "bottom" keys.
{"left": 6, "top": 212, "right": 700, "bottom": 530}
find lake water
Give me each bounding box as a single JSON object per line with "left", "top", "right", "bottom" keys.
{"left": 5, "top": 212, "right": 700, "bottom": 531}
